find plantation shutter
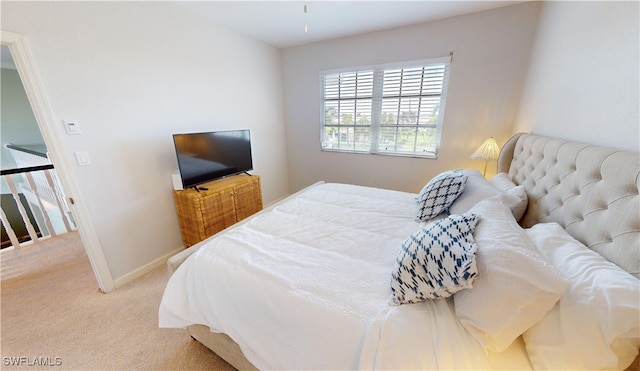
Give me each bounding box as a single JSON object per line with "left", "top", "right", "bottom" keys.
{"left": 321, "top": 55, "right": 451, "bottom": 158}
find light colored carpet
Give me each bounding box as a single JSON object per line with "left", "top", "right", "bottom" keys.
{"left": 0, "top": 232, "right": 235, "bottom": 370}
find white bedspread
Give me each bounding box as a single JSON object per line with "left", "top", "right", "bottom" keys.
{"left": 159, "top": 183, "right": 531, "bottom": 370}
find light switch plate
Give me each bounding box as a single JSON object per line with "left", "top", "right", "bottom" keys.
{"left": 74, "top": 151, "right": 91, "bottom": 166}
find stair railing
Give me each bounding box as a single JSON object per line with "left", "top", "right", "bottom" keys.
{"left": 1, "top": 164, "right": 76, "bottom": 249}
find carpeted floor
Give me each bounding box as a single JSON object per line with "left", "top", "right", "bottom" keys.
{"left": 0, "top": 232, "right": 235, "bottom": 370}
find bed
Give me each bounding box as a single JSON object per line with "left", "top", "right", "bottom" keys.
{"left": 159, "top": 133, "right": 640, "bottom": 370}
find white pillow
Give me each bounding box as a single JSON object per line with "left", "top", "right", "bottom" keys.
{"left": 448, "top": 170, "right": 500, "bottom": 214}
{"left": 489, "top": 172, "right": 518, "bottom": 190}
{"left": 453, "top": 197, "right": 569, "bottom": 352}
{"left": 523, "top": 223, "right": 640, "bottom": 370}
{"left": 489, "top": 173, "right": 528, "bottom": 220}
{"left": 391, "top": 213, "right": 480, "bottom": 304}
{"left": 448, "top": 170, "right": 525, "bottom": 219}
{"left": 416, "top": 170, "right": 467, "bottom": 221}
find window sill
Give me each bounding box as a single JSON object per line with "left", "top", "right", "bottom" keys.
{"left": 320, "top": 148, "right": 437, "bottom": 159}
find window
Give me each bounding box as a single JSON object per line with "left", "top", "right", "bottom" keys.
{"left": 320, "top": 56, "right": 451, "bottom": 158}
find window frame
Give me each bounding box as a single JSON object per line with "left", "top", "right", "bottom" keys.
{"left": 319, "top": 56, "right": 452, "bottom": 159}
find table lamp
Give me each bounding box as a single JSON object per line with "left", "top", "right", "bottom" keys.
{"left": 471, "top": 137, "right": 500, "bottom": 176}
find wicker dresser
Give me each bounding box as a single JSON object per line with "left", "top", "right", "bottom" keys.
{"left": 173, "top": 174, "right": 262, "bottom": 248}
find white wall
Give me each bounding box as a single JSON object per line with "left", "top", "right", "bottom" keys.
{"left": 282, "top": 2, "right": 541, "bottom": 193}
{"left": 2, "top": 2, "right": 289, "bottom": 282}
{"left": 515, "top": 1, "right": 639, "bottom": 152}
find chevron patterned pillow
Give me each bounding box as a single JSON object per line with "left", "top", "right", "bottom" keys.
{"left": 391, "top": 213, "right": 480, "bottom": 305}
{"left": 416, "top": 170, "right": 467, "bottom": 221}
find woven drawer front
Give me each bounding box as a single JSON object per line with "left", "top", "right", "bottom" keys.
{"left": 173, "top": 191, "right": 207, "bottom": 247}
{"left": 173, "top": 174, "right": 262, "bottom": 248}
{"left": 201, "top": 189, "right": 237, "bottom": 237}
{"left": 233, "top": 180, "right": 263, "bottom": 221}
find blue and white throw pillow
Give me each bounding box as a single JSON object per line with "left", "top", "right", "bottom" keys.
{"left": 391, "top": 213, "right": 480, "bottom": 305}
{"left": 416, "top": 170, "right": 467, "bottom": 221}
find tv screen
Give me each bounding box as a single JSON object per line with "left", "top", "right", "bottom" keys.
{"left": 173, "top": 130, "right": 253, "bottom": 189}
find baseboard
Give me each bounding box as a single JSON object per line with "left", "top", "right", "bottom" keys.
{"left": 113, "top": 246, "right": 183, "bottom": 288}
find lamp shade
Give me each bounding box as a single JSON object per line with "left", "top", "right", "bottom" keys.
{"left": 470, "top": 137, "right": 500, "bottom": 161}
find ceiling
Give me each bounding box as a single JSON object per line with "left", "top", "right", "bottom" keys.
{"left": 0, "top": 2, "right": 525, "bottom": 67}
{"left": 174, "top": 1, "right": 525, "bottom": 48}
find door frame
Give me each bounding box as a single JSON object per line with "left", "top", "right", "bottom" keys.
{"left": 2, "top": 30, "right": 115, "bottom": 292}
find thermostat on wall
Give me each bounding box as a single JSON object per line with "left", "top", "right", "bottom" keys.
{"left": 64, "top": 119, "right": 81, "bottom": 135}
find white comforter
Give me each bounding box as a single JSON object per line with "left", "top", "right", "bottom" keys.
{"left": 159, "top": 183, "right": 530, "bottom": 370}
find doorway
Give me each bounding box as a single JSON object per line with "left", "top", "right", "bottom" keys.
{"left": 1, "top": 45, "right": 75, "bottom": 246}
{"left": 1, "top": 30, "right": 114, "bottom": 292}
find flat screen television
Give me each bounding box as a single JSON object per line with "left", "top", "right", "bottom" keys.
{"left": 172, "top": 129, "right": 253, "bottom": 189}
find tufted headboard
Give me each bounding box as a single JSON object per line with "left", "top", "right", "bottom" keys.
{"left": 497, "top": 133, "right": 640, "bottom": 279}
